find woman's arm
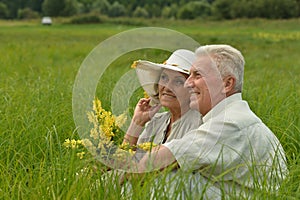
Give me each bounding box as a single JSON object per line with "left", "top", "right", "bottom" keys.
{"left": 123, "top": 98, "right": 161, "bottom": 146}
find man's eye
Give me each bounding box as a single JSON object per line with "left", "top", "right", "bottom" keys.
{"left": 195, "top": 72, "right": 203, "bottom": 78}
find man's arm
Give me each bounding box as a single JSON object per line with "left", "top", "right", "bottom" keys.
{"left": 117, "top": 145, "right": 176, "bottom": 185}
{"left": 137, "top": 145, "right": 177, "bottom": 172}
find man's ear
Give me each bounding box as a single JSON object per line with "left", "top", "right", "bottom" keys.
{"left": 222, "top": 76, "right": 236, "bottom": 94}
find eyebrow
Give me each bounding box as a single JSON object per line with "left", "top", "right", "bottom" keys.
{"left": 194, "top": 68, "right": 203, "bottom": 73}
{"left": 175, "top": 76, "right": 186, "bottom": 79}
{"left": 190, "top": 69, "right": 198, "bottom": 74}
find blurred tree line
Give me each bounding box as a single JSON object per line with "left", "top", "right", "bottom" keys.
{"left": 0, "top": 0, "right": 299, "bottom": 20}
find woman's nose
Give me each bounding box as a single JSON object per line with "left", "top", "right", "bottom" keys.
{"left": 160, "top": 80, "right": 172, "bottom": 91}
{"left": 164, "top": 81, "right": 173, "bottom": 90}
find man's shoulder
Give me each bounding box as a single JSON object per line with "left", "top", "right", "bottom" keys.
{"left": 205, "top": 99, "right": 262, "bottom": 131}
{"left": 227, "top": 100, "right": 262, "bottom": 127}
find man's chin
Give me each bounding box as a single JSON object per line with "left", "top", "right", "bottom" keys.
{"left": 189, "top": 101, "right": 200, "bottom": 111}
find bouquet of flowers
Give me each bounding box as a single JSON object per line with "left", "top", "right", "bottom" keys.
{"left": 64, "top": 97, "right": 157, "bottom": 162}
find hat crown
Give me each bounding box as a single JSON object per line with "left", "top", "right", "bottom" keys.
{"left": 164, "top": 49, "right": 195, "bottom": 73}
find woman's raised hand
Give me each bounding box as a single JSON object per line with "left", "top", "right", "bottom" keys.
{"left": 132, "top": 98, "right": 161, "bottom": 126}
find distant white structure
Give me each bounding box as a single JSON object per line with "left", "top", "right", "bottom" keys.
{"left": 41, "top": 16, "right": 52, "bottom": 25}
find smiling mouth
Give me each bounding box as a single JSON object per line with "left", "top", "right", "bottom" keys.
{"left": 189, "top": 91, "right": 200, "bottom": 95}
{"left": 189, "top": 92, "right": 199, "bottom": 100}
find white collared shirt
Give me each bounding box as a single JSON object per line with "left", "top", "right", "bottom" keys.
{"left": 164, "top": 93, "right": 287, "bottom": 194}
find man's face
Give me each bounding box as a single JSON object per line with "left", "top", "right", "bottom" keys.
{"left": 184, "top": 55, "right": 226, "bottom": 116}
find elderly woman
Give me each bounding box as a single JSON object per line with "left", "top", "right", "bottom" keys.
{"left": 123, "top": 49, "right": 202, "bottom": 157}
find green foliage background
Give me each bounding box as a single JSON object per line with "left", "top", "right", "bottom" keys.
{"left": 0, "top": 0, "right": 300, "bottom": 19}
{"left": 0, "top": 18, "right": 299, "bottom": 199}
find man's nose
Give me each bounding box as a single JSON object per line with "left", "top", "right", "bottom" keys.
{"left": 184, "top": 76, "right": 192, "bottom": 88}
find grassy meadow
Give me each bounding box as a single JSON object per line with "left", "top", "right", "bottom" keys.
{"left": 0, "top": 18, "right": 299, "bottom": 199}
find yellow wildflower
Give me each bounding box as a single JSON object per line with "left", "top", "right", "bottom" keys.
{"left": 77, "top": 152, "right": 85, "bottom": 159}
{"left": 87, "top": 111, "right": 98, "bottom": 126}
{"left": 71, "top": 139, "right": 77, "bottom": 149}
{"left": 138, "top": 142, "right": 157, "bottom": 151}
{"left": 128, "top": 148, "right": 135, "bottom": 156}
{"left": 82, "top": 139, "right": 93, "bottom": 148}
{"left": 66, "top": 97, "right": 128, "bottom": 160}
{"left": 63, "top": 138, "right": 83, "bottom": 149}
{"left": 93, "top": 98, "right": 102, "bottom": 115}
{"left": 143, "top": 91, "right": 150, "bottom": 99}
{"left": 115, "top": 112, "right": 127, "bottom": 128}
{"left": 90, "top": 127, "right": 99, "bottom": 140}
{"left": 63, "top": 138, "right": 71, "bottom": 148}
{"left": 131, "top": 61, "right": 138, "bottom": 68}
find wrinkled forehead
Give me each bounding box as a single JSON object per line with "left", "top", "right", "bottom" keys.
{"left": 191, "top": 55, "right": 219, "bottom": 76}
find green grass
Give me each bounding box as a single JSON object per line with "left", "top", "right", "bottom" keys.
{"left": 0, "top": 18, "right": 299, "bottom": 199}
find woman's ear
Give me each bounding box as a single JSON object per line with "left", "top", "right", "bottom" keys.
{"left": 222, "top": 76, "right": 236, "bottom": 94}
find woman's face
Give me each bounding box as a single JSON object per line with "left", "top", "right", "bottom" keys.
{"left": 158, "top": 69, "right": 190, "bottom": 112}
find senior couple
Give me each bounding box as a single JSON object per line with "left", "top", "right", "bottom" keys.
{"left": 118, "top": 44, "right": 287, "bottom": 198}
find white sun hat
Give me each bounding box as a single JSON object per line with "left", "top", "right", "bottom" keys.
{"left": 133, "top": 49, "right": 196, "bottom": 105}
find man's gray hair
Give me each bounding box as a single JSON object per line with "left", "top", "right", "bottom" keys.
{"left": 195, "top": 44, "right": 245, "bottom": 92}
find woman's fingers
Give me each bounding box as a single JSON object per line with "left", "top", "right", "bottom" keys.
{"left": 149, "top": 104, "right": 162, "bottom": 118}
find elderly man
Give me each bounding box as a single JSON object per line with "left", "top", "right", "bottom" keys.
{"left": 135, "top": 44, "right": 287, "bottom": 198}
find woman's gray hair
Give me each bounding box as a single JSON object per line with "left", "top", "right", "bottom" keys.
{"left": 195, "top": 44, "right": 245, "bottom": 92}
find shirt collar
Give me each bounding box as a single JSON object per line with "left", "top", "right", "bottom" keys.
{"left": 202, "top": 93, "right": 242, "bottom": 123}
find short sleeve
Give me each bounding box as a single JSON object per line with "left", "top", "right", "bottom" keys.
{"left": 163, "top": 116, "right": 247, "bottom": 173}
{"left": 163, "top": 119, "right": 226, "bottom": 172}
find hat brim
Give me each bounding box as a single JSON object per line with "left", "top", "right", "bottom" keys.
{"left": 135, "top": 60, "right": 189, "bottom": 105}
{"left": 137, "top": 60, "right": 190, "bottom": 74}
